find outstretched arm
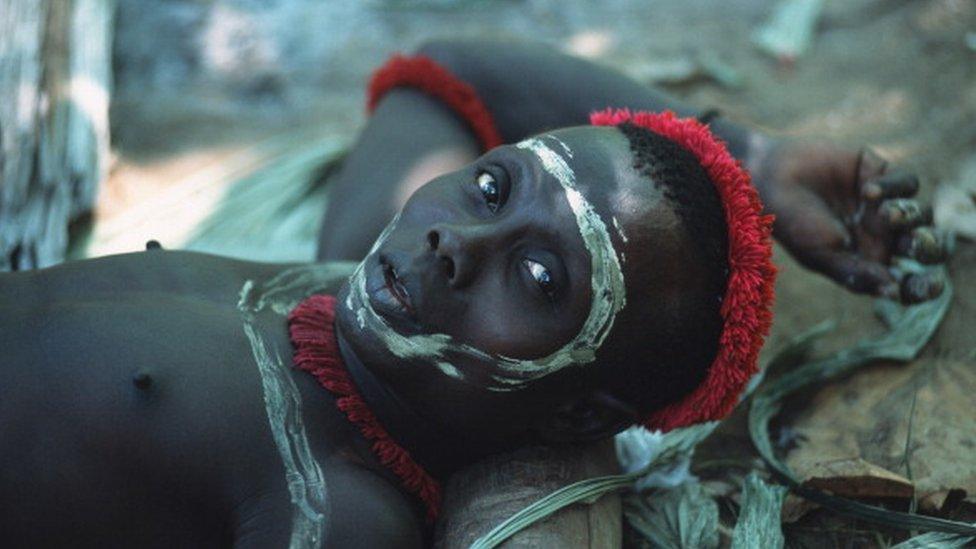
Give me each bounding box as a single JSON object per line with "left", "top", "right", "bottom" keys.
{"left": 416, "top": 39, "right": 948, "bottom": 303}
{"left": 416, "top": 40, "right": 750, "bottom": 154}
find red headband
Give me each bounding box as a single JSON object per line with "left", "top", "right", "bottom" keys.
{"left": 590, "top": 109, "right": 776, "bottom": 431}
{"left": 368, "top": 56, "right": 776, "bottom": 432}
{"left": 368, "top": 54, "right": 503, "bottom": 150}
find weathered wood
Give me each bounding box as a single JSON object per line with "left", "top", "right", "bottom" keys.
{"left": 0, "top": 0, "right": 114, "bottom": 271}
{"left": 435, "top": 440, "right": 622, "bottom": 548}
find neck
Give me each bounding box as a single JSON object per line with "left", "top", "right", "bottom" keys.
{"left": 334, "top": 323, "right": 488, "bottom": 479}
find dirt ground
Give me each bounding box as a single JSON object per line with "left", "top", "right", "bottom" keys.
{"left": 98, "top": 0, "right": 976, "bottom": 546}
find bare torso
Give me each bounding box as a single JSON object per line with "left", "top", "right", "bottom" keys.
{"left": 0, "top": 250, "right": 423, "bottom": 547}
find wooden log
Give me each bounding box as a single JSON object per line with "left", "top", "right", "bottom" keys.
{"left": 0, "top": 0, "right": 114, "bottom": 271}
{"left": 435, "top": 440, "right": 622, "bottom": 548}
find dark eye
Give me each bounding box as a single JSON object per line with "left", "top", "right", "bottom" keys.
{"left": 477, "top": 171, "right": 501, "bottom": 213}
{"left": 522, "top": 258, "right": 555, "bottom": 296}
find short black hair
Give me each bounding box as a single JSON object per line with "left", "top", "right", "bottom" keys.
{"left": 611, "top": 122, "right": 730, "bottom": 414}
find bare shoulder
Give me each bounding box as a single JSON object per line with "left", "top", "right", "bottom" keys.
{"left": 0, "top": 250, "right": 354, "bottom": 311}
{"left": 0, "top": 250, "right": 288, "bottom": 308}
{"left": 328, "top": 460, "right": 427, "bottom": 548}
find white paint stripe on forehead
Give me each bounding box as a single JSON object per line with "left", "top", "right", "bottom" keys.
{"left": 555, "top": 138, "right": 574, "bottom": 158}
{"left": 612, "top": 216, "right": 629, "bottom": 243}
{"left": 344, "top": 136, "right": 627, "bottom": 389}
{"left": 506, "top": 136, "right": 627, "bottom": 364}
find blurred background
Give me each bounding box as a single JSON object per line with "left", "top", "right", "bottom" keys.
{"left": 4, "top": 0, "right": 975, "bottom": 265}
{"left": 2, "top": 1, "right": 975, "bottom": 546}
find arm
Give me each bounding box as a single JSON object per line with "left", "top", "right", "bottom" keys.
{"left": 415, "top": 40, "right": 752, "bottom": 166}
{"left": 317, "top": 88, "right": 481, "bottom": 262}
{"left": 416, "top": 40, "right": 948, "bottom": 302}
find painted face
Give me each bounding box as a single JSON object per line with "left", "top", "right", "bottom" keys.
{"left": 336, "top": 125, "right": 700, "bottom": 440}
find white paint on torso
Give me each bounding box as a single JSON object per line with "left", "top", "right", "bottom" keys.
{"left": 237, "top": 263, "right": 355, "bottom": 548}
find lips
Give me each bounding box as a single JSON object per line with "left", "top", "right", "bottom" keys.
{"left": 384, "top": 261, "right": 414, "bottom": 314}
{"left": 366, "top": 254, "right": 420, "bottom": 330}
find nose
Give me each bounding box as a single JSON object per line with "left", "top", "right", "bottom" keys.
{"left": 426, "top": 223, "right": 494, "bottom": 288}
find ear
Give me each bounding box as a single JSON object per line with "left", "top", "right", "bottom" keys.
{"left": 534, "top": 391, "right": 640, "bottom": 444}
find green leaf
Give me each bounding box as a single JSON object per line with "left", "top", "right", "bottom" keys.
{"left": 625, "top": 483, "right": 719, "bottom": 549}
{"left": 889, "top": 527, "right": 976, "bottom": 549}
{"left": 730, "top": 473, "right": 787, "bottom": 549}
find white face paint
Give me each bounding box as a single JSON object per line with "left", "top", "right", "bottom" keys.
{"left": 612, "top": 216, "right": 629, "bottom": 243}
{"left": 612, "top": 217, "right": 629, "bottom": 265}
{"left": 343, "top": 135, "right": 626, "bottom": 390}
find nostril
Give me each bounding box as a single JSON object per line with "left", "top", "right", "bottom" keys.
{"left": 427, "top": 230, "right": 440, "bottom": 250}
{"left": 440, "top": 256, "right": 455, "bottom": 280}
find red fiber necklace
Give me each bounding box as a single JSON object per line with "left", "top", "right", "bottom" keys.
{"left": 288, "top": 294, "right": 441, "bottom": 523}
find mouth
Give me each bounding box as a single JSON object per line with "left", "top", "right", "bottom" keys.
{"left": 383, "top": 260, "right": 414, "bottom": 314}
{"left": 365, "top": 253, "right": 420, "bottom": 330}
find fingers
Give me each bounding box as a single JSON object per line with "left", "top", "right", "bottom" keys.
{"left": 861, "top": 171, "right": 920, "bottom": 201}
{"left": 895, "top": 227, "right": 953, "bottom": 264}
{"left": 815, "top": 251, "right": 899, "bottom": 298}
{"left": 899, "top": 271, "right": 946, "bottom": 304}
{"left": 856, "top": 147, "right": 889, "bottom": 186}
{"left": 878, "top": 199, "right": 933, "bottom": 230}
{"left": 814, "top": 250, "right": 946, "bottom": 304}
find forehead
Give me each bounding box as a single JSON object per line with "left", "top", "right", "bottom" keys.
{"left": 520, "top": 127, "right": 675, "bottom": 259}
{"left": 521, "top": 128, "right": 693, "bottom": 320}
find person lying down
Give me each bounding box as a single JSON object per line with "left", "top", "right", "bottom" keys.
{"left": 0, "top": 44, "right": 948, "bottom": 548}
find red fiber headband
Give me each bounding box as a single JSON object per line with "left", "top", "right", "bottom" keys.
{"left": 591, "top": 108, "right": 776, "bottom": 432}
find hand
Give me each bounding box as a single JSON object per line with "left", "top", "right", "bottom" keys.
{"left": 754, "top": 140, "right": 950, "bottom": 303}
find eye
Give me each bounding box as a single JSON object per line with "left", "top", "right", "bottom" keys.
{"left": 477, "top": 171, "right": 501, "bottom": 213}
{"left": 522, "top": 258, "right": 555, "bottom": 297}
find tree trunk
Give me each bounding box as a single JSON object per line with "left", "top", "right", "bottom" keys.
{"left": 435, "top": 440, "right": 622, "bottom": 548}
{"left": 0, "top": 0, "right": 114, "bottom": 271}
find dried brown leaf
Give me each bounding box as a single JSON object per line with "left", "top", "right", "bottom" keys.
{"left": 800, "top": 457, "right": 914, "bottom": 500}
